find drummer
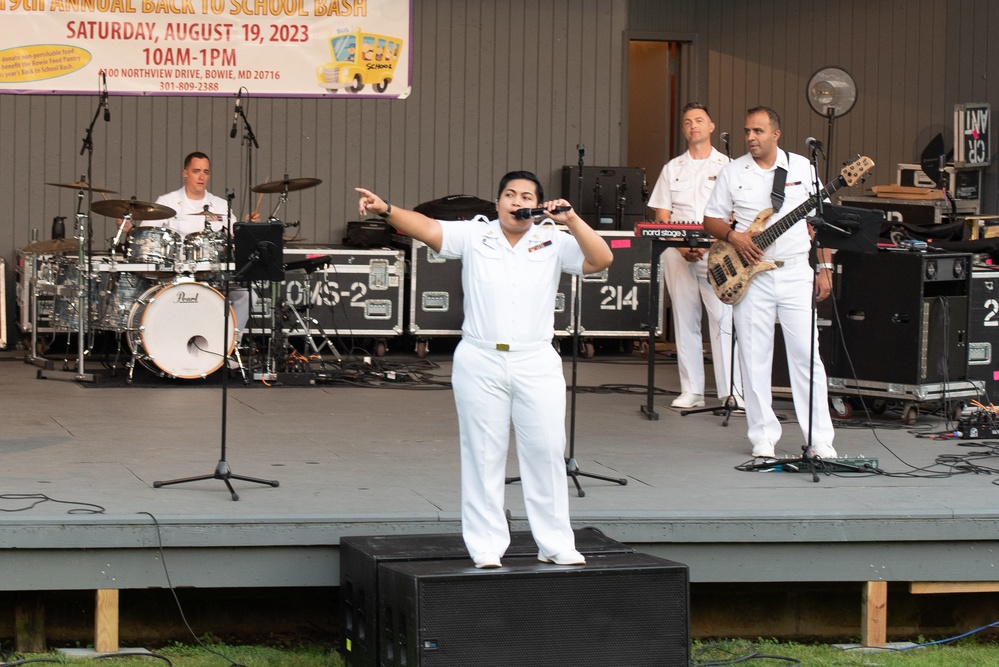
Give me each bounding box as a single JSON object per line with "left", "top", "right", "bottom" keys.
{"left": 118, "top": 151, "right": 258, "bottom": 350}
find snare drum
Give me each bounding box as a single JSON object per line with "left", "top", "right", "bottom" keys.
{"left": 126, "top": 227, "right": 181, "bottom": 266}
{"left": 126, "top": 280, "right": 236, "bottom": 378}
{"left": 183, "top": 230, "right": 229, "bottom": 267}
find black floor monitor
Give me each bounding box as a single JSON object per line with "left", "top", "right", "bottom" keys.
{"left": 815, "top": 204, "right": 882, "bottom": 253}
{"left": 234, "top": 221, "right": 284, "bottom": 282}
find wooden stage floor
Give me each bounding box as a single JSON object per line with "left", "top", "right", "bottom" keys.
{"left": 1, "top": 345, "right": 997, "bottom": 594}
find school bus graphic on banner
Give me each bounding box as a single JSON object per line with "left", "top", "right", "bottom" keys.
{"left": 316, "top": 29, "right": 403, "bottom": 94}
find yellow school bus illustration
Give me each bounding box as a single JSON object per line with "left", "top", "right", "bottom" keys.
{"left": 316, "top": 30, "right": 403, "bottom": 93}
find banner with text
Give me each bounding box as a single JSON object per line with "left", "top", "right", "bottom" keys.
{"left": 0, "top": 0, "right": 412, "bottom": 98}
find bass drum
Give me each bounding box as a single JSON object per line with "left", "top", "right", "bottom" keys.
{"left": 126, "top": 281, "right": 235, "bottom": 378}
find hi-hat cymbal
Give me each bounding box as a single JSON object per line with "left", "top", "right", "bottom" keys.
{"left": 251, "top": 177, "right": 322, "bottom": 194}
{"left": 190, "top": 208, "right": 223, "bottom": 217}
{"left": 46, "top": 179, "right": 117, "bottom": 194}
{"left": 22, "top": 238, "right": 79, "bottom": 254}
{"left": 91, "top": 199, "right": 176, "bottom": 221}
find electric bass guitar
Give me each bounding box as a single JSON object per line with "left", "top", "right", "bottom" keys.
{"left": 706, "top": 155, "right": 875, "bottom": 305}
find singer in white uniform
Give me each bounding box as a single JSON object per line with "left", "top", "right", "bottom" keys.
{"left": 356, "top": 172, "right": 613, "bottom": 569}
{"left": 703, "top": 106, "right": 837, "bottom": 459}
{"left": 648, "top": 102, "right": 741, "bottom": 409}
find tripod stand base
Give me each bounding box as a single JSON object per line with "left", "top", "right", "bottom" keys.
{"left": 37, "top": 367, "right": 97, "bottom": 383}
{"left": 506, "top": 457, "right": 628, "bottom": 498}
{"left": 153, "top": 459, "right": 279, "bottom": 501}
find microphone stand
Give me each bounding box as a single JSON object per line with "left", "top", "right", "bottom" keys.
{"left": 778, "top": 143, "right": 828, "bottom": 482}
{"left": 153, "top": 192, "right": 279, "bottom": 501}
{"left": 680, "top": 131, "right": 743, "bottom": 424}
{"left": 508, "top": 145, "right": 627, "bottom": 497}
{"left": 233, "top": 88, "right": 260, "bottom": 221}
{"left": 39, "top": 79, "right": 106, "bottom": 383}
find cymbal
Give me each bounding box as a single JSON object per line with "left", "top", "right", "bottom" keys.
{"left": 91, "top": 199, "right": 176, "bottom": 221}
{"left": 46, "top": 179, "right": 117, "bottom": 194}
{"left": 251, "top": 177, "right": 322, "bottom": 194}
{"left": 190, "top": 208, "right": 223, "bottom": 217}
{"left": 22, "top": 238, "right": 79, "bottom": 254}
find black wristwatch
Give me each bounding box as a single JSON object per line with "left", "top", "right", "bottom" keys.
{"left": 378, "top": 201, "right": 392, "bottom": 218}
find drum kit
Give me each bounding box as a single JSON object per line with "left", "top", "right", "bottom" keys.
{"left": 25, "top": 175, "right": 322, "bottom": 381}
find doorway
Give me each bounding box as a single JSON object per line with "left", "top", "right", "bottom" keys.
{"left": 627, "top": 39, "right": 689, "bottom": 190}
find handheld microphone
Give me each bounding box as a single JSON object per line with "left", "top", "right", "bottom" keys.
{"left": 230, "top": 89, "right": 241, "bottom": 139}
{"left": 514, "top": 206, "right": 572, "bottom": 220}
{"left": 101, "top": 71, "right": 110, "bottom": 122}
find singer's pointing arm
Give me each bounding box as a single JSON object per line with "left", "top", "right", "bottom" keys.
{"left": 356, "top": 187, "right": 442, "bottom": 252}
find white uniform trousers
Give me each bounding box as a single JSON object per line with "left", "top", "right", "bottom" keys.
{"left": 662, "top": 248, "right": 741, "bottom": 397}
{"left": 229, "top": 288, "right": 250, "bottom": 344}
{"left": 732, "top": 260, "right": 835, "bottom": 450}
{"left": 451, "top": 340, "right": 576, "bottom": 560}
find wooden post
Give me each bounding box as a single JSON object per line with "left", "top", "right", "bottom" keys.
{"left": 862, "top": 581, "right": 888, "bottom": 647}
{"left": 14, "top": 593, "right": 46, "bottom": 653}
{"left": 94, "top": 589, "right": 119, "bottom": 654}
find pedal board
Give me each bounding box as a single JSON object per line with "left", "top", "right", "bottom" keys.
{"left": 756, "top": 456, "right": 879, "bottom": 473}
{"left": 958, "top": 414, "right": 999, "bottom": 439}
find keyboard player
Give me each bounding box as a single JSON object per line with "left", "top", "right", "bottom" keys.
{"left": 647, "top": 102, "right": 742, "bottom": 410}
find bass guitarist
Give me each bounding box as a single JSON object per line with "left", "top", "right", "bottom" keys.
{"left": 702, "top": 106, "right": 836, "bottom": 460}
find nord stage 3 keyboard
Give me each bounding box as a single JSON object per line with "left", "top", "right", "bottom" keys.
{"left": 634, "top": 221, "right": 713, "bottom": 246}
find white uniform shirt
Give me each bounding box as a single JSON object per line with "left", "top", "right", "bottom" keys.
{"left": 436, "top": 219, "right": 585, "bottom": 345}
{"left": 704, "top": 149, "right": 819, "bottom": 260}
{"left": 648, "top": 147, "right": 729, "bottom": 220}
{"left": 147, "top": 187, "right": 234, "bottom": 237}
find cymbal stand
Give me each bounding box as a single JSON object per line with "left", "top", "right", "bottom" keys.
{"left": 266, "top": 176, "right": 292, "bottom": 222}
{"left": 283, "top": 269, "right": 343, "bottom": 361}
{"left": 38, "top": 191, "right": 96, "bottom": 383}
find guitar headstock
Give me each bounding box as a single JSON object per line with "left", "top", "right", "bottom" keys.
{"left": 840, "top": 155, "right": 875, "bottom": 187}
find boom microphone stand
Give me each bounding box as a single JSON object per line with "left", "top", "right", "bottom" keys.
{"left": 770, "top": 140, "right": 829, "bottom": 482}
{"left": 39, "top": 73, "right": 109, "bottom": 383}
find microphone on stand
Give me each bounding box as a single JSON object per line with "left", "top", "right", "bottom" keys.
{"left": 514, "top": 206, "right": 572, "bottom": 220}
{"left": 101, "top": 70, "right": 110, "bottom": 122}
{"left": 230, "top": 89, "right": 242, "bottom": 138}
{"left": 805, "top": 136, "right": 826, "bottom": 158}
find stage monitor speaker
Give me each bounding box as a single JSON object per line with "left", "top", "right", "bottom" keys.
{"left": 830, "top": 250, "right": 971, "bottom": 384}
{"left": 376, "top": 552, "right": 689, "bottom": 667}
{"left": 341, "top": 528, "right": 633, "bottom": 667}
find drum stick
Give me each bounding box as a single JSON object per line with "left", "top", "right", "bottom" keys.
{"left": 253, "top": 177, "right": 269, "bottom": 217}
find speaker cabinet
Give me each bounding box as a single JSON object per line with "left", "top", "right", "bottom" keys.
{"left": 830, "top": 250, "right": 971, "bottom": 384}
{"left": 340, "top": 528, "right": 634, "bottom": 667}
{"left": 377, "top": 552, "right": 688, "bottom": 667}
{"left": 561, "top": 166, "right": 648, "bottom": 230}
